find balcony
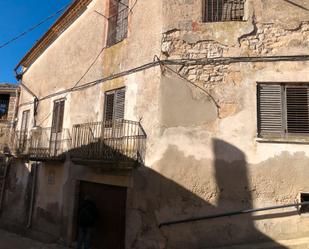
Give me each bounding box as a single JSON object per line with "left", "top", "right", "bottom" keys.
{"left": 13, "top": 130, "right": 30, "bottom": 156}
{"left": 28, "top": 128, "right": 71, "bottom": 161}
{"left": 12, "top": 128, "right": 71, "bottom": 161}
{"left": 71, "top": 119, "right": 147, "bottom": 168}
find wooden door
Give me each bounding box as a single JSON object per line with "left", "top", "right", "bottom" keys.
{"left": 79, "top": 181, "right": 127, "bottom": 249}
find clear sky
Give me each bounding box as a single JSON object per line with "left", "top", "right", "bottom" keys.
{"left": 0, "top": 0, "right": 72, "bottom": 83}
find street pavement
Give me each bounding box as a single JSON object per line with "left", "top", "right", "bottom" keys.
{"left": 0, "top": 229, "right": 69, "bottom": 249}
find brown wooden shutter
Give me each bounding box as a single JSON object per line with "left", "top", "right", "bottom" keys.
{"left": 104, "top": 88, "right": 125, "bottom": 122}
{"left": 286, "top": 86, "right": 309, "bottom": 134}
{"left": 51, "top": 100, "right": 65, "bottom": 133}
{"left": 21, "top": 110, "right": 30, "bottom": 131}
{"left": 257, "top": 84, "right": 284, "bottom": 137}
{"left": 105, "top": 93, "right": 115, "bottom": 122}
{"left": 114, "top": 88, "right": 125, "bottom": 120}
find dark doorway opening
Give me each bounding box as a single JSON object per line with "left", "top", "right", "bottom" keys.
{"left": 78, "top": 181, "right": 127, "bottom": 249}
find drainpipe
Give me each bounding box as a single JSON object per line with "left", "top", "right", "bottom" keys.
{"left": 27, "top": 162, "right": 38, "bottom": 229}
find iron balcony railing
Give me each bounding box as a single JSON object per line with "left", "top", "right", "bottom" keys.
{"left": 11, "top": 128, "right": 71, "bottom": 160}
{"left": 12, "top": 130, "right": 30, "bottom": 155}
{"left": 28, "top": 127, "right": 71, "bottom": 160}
{"left": 71, "top": 119, "right": 147, "bottom": 164}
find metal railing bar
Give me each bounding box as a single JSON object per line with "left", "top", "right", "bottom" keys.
{"left": 158, "top": 201, "right": 309, "bottom": 228}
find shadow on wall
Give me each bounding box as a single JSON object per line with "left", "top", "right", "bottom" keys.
{"left": 129, "top": 139, "right": 290, "bottom": 249}
{"left": 0, "top": 138, "right": 294, "bottom": 248}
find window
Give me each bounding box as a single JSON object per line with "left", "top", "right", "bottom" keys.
{"left": 203, "top": 0, "right": 245, "bottom": 22}
{"left": 0, "top": 94, "right": 10, "bottom": 120}
{"left": 21, "top": 110, "right": 30, "bottom": 131}
{"left": 257, "top": 83, "right": 309, "bottom": 138}
{"left": 51, "top": 99, "right": 65, "bottom": 133}
{"left": 104, "top": 88, "right": 126, "bottom": 123}
{"left": 19, "top": 110, "right": 30, "bottom": 152}
{"left": 50, "top": 99, "right": 65, "bottom": 156}
{"left": 107, "top": 0, "right": 129, "bottom": 46}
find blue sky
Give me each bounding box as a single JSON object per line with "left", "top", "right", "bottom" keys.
{"left": 0, "top": 0, "right": 72, "bottom": 83}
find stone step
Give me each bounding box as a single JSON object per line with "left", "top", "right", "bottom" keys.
{"left": 212, "top": 237, "right": 309, "bottom": 249}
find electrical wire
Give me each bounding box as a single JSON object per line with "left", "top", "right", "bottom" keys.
{"left": 0, "top": 2, "right": 73, "bottom": 50}
{"left": 35, "top": 0, "right": 138, "bottom": 126}
{"left": 19, "top": 54, "right": 309, "bottom": 110}
{"left": 153, "top": 55, "right": 221, "bottom": 110}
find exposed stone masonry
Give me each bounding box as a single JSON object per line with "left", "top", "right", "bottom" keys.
{"left": 240, "top": 22, "right": 309, "bottom": 56}
{"left": 161, "top": 22, "right": 309, "bottom": 118}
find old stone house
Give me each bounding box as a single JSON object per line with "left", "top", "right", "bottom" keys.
{"left": 0, "top": 83, "right": 19, "bottom": 150}
{"left": 1, "top": 0, "right": 309, "bottom": 248}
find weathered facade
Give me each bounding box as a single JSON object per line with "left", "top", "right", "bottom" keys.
{"left": 1, "top": 0, "right": 309, "bottom": 248}
{"left": 0, "top": 83, "right": 19, "bottom": 151}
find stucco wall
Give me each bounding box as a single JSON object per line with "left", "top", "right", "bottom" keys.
{"left": 130, "top": 0, "right": 309, "bottom": 248}
{"left": 10, "top": 0, "right": 309, "bottom": 248}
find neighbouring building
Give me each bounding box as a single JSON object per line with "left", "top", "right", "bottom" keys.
{"left": 0, "top": 83, "right": 19, "bottom": 151}
{"left": 1, "top": 0, "right": 309, "bottom": 248}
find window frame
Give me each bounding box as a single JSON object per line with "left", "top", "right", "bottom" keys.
{"left": 257, "top": 82, "right": 309, "bottom": 140}
{"left": 103, "top": 87, "right": 126, "bottom": 123}
{"left": 51, "top": 98, "right": 66, "bottom": 133}
{"left": 202, "top": 0, "right": 246, "bottom": 23}
{"left": 0, "top": 94, "right": 10, "bottom": 121}
{"left": 107, "top": 0, "right": 129, "bottom": 47}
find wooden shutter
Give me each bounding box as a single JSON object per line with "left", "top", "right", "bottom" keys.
{"left": 51, "top": 100, "right": 65, "bottom": 133}
{"left": 114, "top": 88, "right": 125, "bottom": 120}
{"left": 21, "top": 110, "right": 30, "bottom": 131}
{"left": 257, "top": 84, "right": 284, "bottom": 137}
{"left": 104, "top": 88, "right": 125, "bottom": 122}
{"left": 286, "top": 86, "right": 309, "bottom": 134}
{"left": 105, "top": 93, "right": 115, "bottom": 122}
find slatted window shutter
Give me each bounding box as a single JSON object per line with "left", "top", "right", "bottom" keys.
{"left": 286, "top": 87, "right": 309, "bottom": 134}
{"left": 51, "top": 100, "right": 65, "bottom": 133}
{"left": 258, "top": 84, "right": 309, "bottom": 138}
{"left": 104, "top": 88, "right": 126, "bottom": 122}
{"left": 21, "top": 110, "right": 30, "bottom": 131}
{"left": 57, "top": 101, "right": 65, "bottom": 132}
{"left": 105, "top": 93, "right": 115, "bottom": 122}
{"left": 114, "top": 88, "right": 125, "bottom": 120}
{"left": 257, "top": 84, "right": 284, "bottom": 137}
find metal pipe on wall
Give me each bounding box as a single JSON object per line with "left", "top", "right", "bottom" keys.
{"left": 27, "top": 162, "right": 38, "bottom": 229}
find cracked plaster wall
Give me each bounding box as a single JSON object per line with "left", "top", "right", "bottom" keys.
{"left": 132, "top": 0, "right": 309, "bottom": 248}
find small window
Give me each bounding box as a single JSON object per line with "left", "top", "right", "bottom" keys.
{"left": 104, "top": 88, "right": 126, "bottom": 125}
{"left": 0, "top": 94, "right": 10, "bottom": 120}
{"left": 107, "top": 0, "right": 129, "bottom": 46}
{"left": 203, "top": 0, "right": 245, "bottom": 22}
{"left": 257, "top": 83, "right": 309, "bottom": 138}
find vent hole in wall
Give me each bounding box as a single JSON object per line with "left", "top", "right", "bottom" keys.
{"left": 300, "top": 193, "right": 309, "bottom": 214}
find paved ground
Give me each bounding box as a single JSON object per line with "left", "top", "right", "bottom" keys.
{"left": 0, "top": 229, "right": 69, "bottom": 249}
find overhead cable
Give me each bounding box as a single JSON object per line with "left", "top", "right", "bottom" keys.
{"left": 0, "top": 2, "right": 72, "bottom": 49}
